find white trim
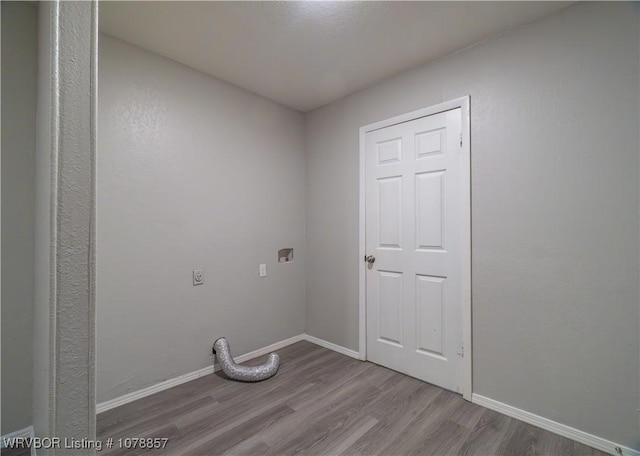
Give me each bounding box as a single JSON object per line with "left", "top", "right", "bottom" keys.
{"left": 96, "top": 334, "right": 305, "bottom": 414}
{"left": 96, "top": 367, "right": 213, "bottom": 414}
{"left": 1, "top": 425, "right": 36, "bottom": 456}
{"left": 358, "top": 125, "right": 367, "bottom": 361}
{"left": 472, "top": 394, "right": 639, "bottom": 456}
{"left": 303, "top": 334, "right": 361, "bottom": 360}
{"left": 459, "top": 97, "right": 472, "bottom": 400}
{"left": 358, "top": 96, "right": 473, "bottom": 399}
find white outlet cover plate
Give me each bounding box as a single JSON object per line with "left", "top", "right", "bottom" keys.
{"left": 259, "top": 264, "right": 267, "bottom": 277}
{"left": 193, "top": 269, "right": 204, "bottom": 285}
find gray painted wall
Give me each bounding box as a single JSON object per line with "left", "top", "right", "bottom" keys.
{"left": 33, "top": 1, "right": 52, "bottom": 440}
{"left": 1, "top": 1, "right": 37, "bottom": 435}
{"left": 97, "top": 35, "right": 306, "bottom": 402}
{"left": 305, "top": 2, "right": 639, "bottom": 449}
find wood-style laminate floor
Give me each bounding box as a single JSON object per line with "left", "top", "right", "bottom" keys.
{"left": 0, "top": 446, "right": 31, "bottom": 456}
{"left": 97, "top": 341, "right": 607, "bottom": 456}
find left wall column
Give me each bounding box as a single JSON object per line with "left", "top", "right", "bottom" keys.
{"left": 33, "top": 1, "right": 98, "bottom": 452}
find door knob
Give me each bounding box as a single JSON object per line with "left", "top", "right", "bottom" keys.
{"left": 365, "top": 255, "right": 376, "bottom": 264}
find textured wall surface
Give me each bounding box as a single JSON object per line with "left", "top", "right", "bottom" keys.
{"left": 305, "top": 2, "right": 639, "bottom": 448}
{"left": 97, "top": 36, "right": 306, "bottom": 402}
{"left": 1, "top": 1, "right": 38, "bottom": 435}
{"left": 54, "top": 0, "right": 98, "bottom": 443}
{"left": 32, "top": 1, "right": 98, "bottom": 445}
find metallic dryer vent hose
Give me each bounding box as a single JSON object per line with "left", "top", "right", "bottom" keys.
{"left": 213, "top": 337, "right": 280, "bottom": 382}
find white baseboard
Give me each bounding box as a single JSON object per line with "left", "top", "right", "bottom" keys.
{"left": 97, "top": 334, "right": 305, "bottom": 414}
{"left": 472, "top": 394, "right": 639, "bottom": 456}
{"left": 302, "top": 334, "right": 361, "bottom": 359}
{"left": 1, "top": 425, "right": 36, "bottom": 456}
{"left": 96, "top": 365, "right": 214, "bottom": 414}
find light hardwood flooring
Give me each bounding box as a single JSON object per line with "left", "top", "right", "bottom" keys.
{"left": 97, "top": 341, "right": 607, "bottom": 455}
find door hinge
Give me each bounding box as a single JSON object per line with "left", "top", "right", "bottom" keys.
{"left": 457, "top": 345, "right": 464, "bottom": 358}
{"left": 459, "top": 133, "right": 463, "bottom": 148}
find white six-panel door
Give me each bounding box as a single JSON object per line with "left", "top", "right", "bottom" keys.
{"left": 365, "top": 107, "right": 467, "bottom": 394}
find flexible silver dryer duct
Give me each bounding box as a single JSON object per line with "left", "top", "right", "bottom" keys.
{"left": 212, "top": 337, "right": 280, "bottom": 382}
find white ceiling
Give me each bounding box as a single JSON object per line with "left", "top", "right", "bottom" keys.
{"left": 100, "top": 1, "right": 572, "bottom": 112}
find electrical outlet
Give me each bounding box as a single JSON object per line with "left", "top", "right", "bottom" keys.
{"left": 259, "top": 264, "right": 267, "bottom": 278}
{"left": 193, "top": 269, "right": 204, "bottom": 286}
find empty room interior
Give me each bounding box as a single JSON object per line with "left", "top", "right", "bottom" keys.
{"left": 1, "top": 1, "right": 639, "bottom": 455}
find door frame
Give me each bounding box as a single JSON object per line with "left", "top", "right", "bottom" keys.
{"left": 358, "top": 96, "right": 472, "bottom": 400}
